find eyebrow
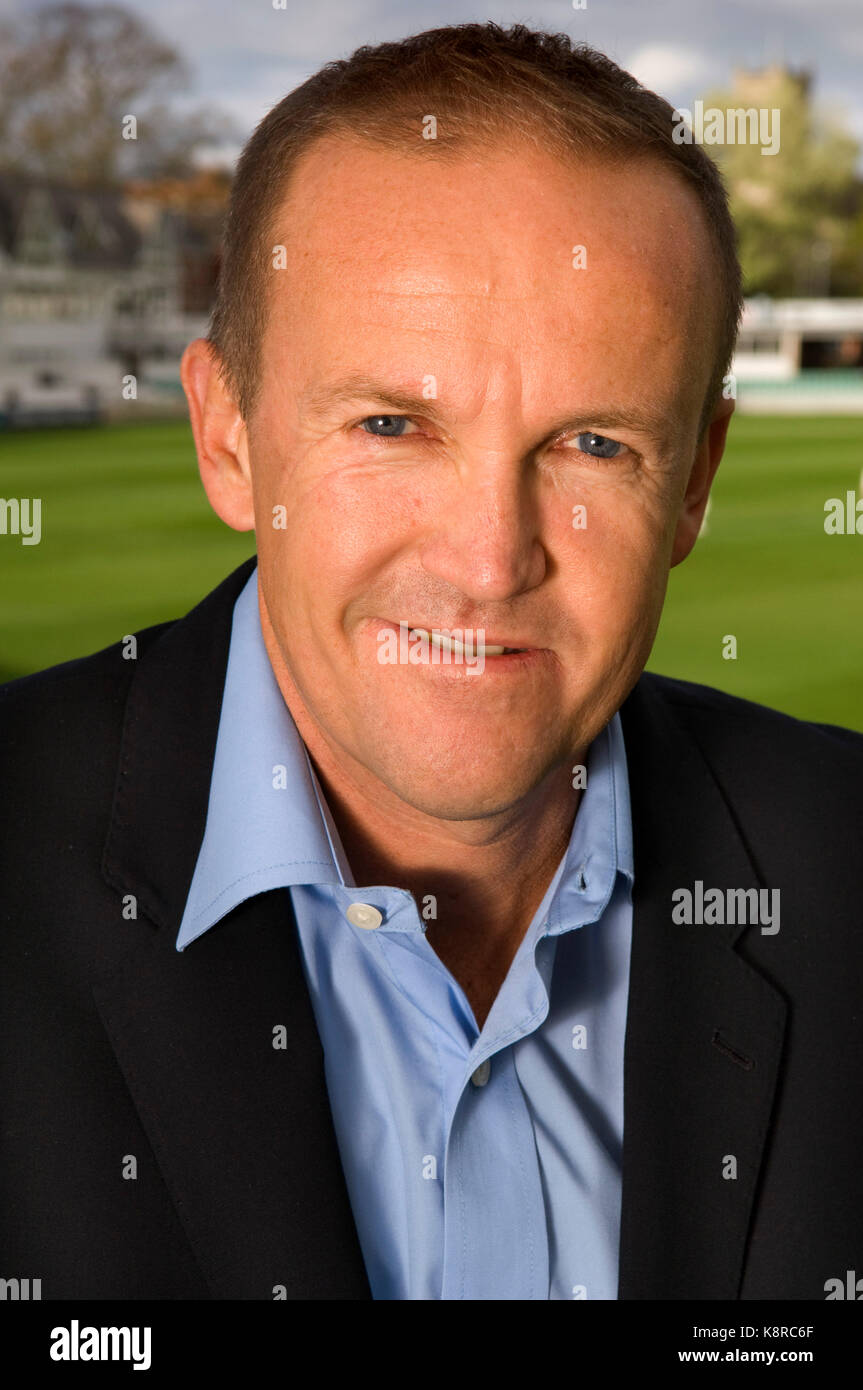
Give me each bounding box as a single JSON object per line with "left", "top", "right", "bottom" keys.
{"left": 300, "top": 375, "right": 448, "bottom": 426}
{"left": 299, "top": 373, "right": 673, "bottom": 446}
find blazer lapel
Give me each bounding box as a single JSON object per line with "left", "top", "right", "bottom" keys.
{"left": 617, "top": 677, "right": 787, "bottom": 1299}
{"left": 98, "top": 558, "right": 371, "bottom": 1299}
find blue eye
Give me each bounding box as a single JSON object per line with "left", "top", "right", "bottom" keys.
{"left": 361, "top": 415, "right": 410, "bottom": 437}
{"left": 575, "top": 432, "right": 622, "bottom": 459}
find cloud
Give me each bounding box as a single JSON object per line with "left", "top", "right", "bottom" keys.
{"left": 623, "top": 42, "right": 711, "bottom": 97}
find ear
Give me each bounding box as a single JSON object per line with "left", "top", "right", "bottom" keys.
{"left": 670, "top": 393, "right": 735, "bottom": 567}
{"left": 180, "top": 338, "right": 255, "bottom": 532}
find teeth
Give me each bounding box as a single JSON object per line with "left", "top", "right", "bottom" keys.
{"left": 411, "top": 627, "right": 514, "bottom": 656}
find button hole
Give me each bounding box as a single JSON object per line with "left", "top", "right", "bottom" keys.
{"left": 712, "top": 1029, "right": 755, "bottom": 1071}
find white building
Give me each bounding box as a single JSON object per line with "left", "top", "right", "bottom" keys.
{"left": 733, "top": 298, "right": 863, "bottom": 413}
{"left": 0, "top": 175, "right": 207, "bottom": 423}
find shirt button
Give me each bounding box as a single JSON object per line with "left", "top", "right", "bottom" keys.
{"left": 470, "top": 1059, "right": 491, "bottom": 1088}
{"left": 346, "top": 902, "right": 383, "bottom": 930}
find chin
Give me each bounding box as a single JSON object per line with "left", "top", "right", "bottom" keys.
{"left": 390, "top": 788, "right": 529, "bottom": 822}
{"left": 369, "top": 752, "right": 553, "bottom": 823}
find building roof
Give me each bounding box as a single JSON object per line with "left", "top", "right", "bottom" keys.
{"left": 0, "top": 174, "right": 142, "bottom": 269}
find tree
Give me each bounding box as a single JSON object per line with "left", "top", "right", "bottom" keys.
{"left": 0, "top": 2, "right": 237, "bottom": 184}
{"left": 698, "top": 67, "right": 863, "bottom": 296}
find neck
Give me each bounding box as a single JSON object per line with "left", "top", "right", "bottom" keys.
{"left": 308, "top": 748, "right": 580, "bottom": 1029}
{"left": 259, "top": 599, "right": 584, "bottom": 1027}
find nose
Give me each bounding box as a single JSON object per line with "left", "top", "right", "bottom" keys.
{"left": 417, "top": 452, "right": 547, "bottom": 604}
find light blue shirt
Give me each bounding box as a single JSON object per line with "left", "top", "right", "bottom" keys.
{"left": 178, "top": 568, "right": 634, "bottom": 1300}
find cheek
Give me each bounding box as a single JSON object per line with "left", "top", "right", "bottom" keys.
{"left": 255, "top": 454, "right": 426, "bottom": 613}
{"left": 551, "top": 485, "right": 672, "bottom": 611}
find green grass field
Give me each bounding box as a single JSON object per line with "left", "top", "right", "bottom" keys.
{"left": 1, "top": 415, "right": 861, "bottom": 730}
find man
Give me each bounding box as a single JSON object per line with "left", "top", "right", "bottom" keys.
{"left": 1, "top": 24, "right": 861, "bottom": 1301}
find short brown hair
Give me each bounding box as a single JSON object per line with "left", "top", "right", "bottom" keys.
{"left": 208, "top": 22, "right": 742, "bottom": 433}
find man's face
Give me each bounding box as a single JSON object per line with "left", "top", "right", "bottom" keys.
{"left": 225, "top": 135, "right": 726, "bottom": 820}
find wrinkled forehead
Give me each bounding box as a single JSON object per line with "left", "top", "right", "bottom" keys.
{"left": 258, "top": 132, "right": 721, "bottom": 436}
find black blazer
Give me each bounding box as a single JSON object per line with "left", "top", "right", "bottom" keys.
{"left": 2, "top": 556, "right": 862, "bottom": 1300}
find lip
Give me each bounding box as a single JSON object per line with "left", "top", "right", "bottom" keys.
{"left": 397, "top": 621, "right": 542, "bottom": 653}
{"left": 367, "top": 618, "right": 552, "bottom": 674}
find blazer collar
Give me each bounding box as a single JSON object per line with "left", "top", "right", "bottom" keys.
{"left": 102, "top": 555, "right": 257, "bottom": 932}
{"left": 616, "top": 675, "right": 787, "bottom": 1299}
{"left": 98, "top": 555, "right": 372, "bottom": 1298}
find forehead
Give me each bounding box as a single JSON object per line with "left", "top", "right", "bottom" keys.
{"left": 261, "top": 132, "right": 719, "bottom": 425}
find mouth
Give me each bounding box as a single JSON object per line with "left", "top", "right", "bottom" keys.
{"left": 409, "top": 626, "right": 528, "bottom": 657}
{"left": 369, "top": 617, "right": 551, "bottom": 677}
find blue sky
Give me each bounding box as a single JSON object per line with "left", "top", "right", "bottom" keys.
{"left": 5, "top": 0, "right": 863, "bottom": 165}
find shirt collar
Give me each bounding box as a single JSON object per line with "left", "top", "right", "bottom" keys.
{"left": 177, "top": 566, "right": 633, "bottom": 950}
{"left": 541, "top": 705, "right": 634, "bottom": 938}
{"left": 176, "top": 569, "right": 351, "bottom": 950}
